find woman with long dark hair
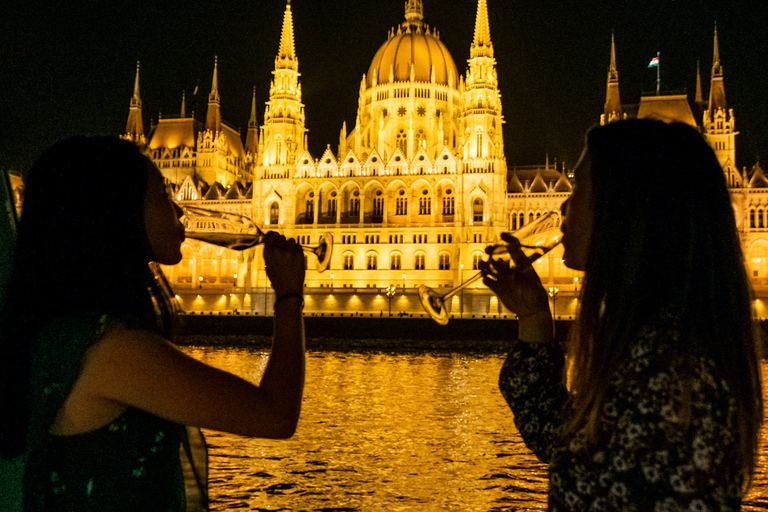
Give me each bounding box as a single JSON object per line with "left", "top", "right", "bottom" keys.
{"left": 482, "top": 119, "right": 763, "bottom": 510}
{"left": 0, "top": 136, "right": 306, "bottom": 510}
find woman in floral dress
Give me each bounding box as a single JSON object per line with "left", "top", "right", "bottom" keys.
{"left": 481, "top": 119, "right": 763, "bottom": 511}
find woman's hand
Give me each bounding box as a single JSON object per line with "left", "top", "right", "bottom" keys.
{"left": 263, "top": 231, "right": 305, "bottom": 297}
{"left": 479, "top": 233, "right": 553, "bottom": 342}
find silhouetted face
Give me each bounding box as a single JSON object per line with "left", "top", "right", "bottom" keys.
{"left": 561, "top": 148, "right": 594, "bottom": 271}
{"left": 143, "top": 162, "right": 184, "bottom": 265}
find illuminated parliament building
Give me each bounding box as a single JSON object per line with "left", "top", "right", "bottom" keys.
{"left": 122, "top": 1, "right": 767, "bottom": 318}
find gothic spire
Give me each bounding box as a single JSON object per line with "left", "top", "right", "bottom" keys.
{"left": 695, "top": 61, "right": 704, "bottom": 106}
{"left": 711, "top": 21, "right": 722, "bottom": 77}
{"left": 602, "top": 33, "right": 622, "bottom": 124}
{"left": 708, "top": 22, "right": 726, "bottom": 113}
{"left": 276, "top": 0, "right": 298, "bottom": 71}
{"left": 404, "top": 0, "right": 424, "bottom": 29}
{"left": 470, "top": 0, "right": 493, "bottom": 59}
{"left": 180, "top": 90, "right": 186, "bottom": 117}
{"left": 209, "top": 55, "right": 220, "bottom": 103}
{"left": 125, "top": 61, "right": 144, "bottom": 143}
{"left": 206, "top": 56, "right": 222, "bottom": 132}
{"left": 608, "top": 31, "right": 618, "bottom": 81}
{"left": 131, "top": 61, "right": 141, "bottom": 108}
{"left": 248, "top": 87, "right": 257, "bottom": 128}
{"left": 245, "top": 87, "right": 259, "bottom": 155}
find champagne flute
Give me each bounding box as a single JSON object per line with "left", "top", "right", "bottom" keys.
{"left": 418, "top": 212, "right": 562, "bottom": 325}
{"left": 180, "top": 205, "right": 333, "bottom": 272}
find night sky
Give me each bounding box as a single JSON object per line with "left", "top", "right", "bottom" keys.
{"left": 1, "top": 0, "right": 766, "bottom": 174}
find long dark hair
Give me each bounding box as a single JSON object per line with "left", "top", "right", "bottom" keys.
{"left": 0, "top": 136, "right": 168, "bottom": 458}
{"left": 567, "top": 119, "right": 763, "bottom": 483}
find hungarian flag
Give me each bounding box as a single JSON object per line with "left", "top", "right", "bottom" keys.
{"left": 648, "top": 57, "right": 659, "bottom": 67}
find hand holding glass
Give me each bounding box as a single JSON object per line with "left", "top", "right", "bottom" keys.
{"left": 418, "top": 212, "right": 562, "bottom": 325}
{"left": 180, "top": 205, "right": 333, "bottom": 272}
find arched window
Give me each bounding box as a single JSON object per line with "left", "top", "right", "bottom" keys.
{"left": 416, "top": 129, "right": 426, "bottom": 150}
{"left": 269, "top": 202, "right": 279, "bottom": 225}
{"left": 414, "top": 253, "right": 425, "bottom": 270}
{"left": 473, "top": 198, "right": 484, "bottom": 222}
{"left": 476, "top": 129, "right": 483, "bottom": 158}
{"left": 306, "top": 198, "right": 314, "bottom": 219}
{"left": 373, "top": 191, "right": 384, "bottom": 217}
{"left": 442, "top": 194, "right": 455, "bottom": 215}
{"left": 751, "top": 209, "right": 756, "bottom": 229}
{"left": 350, "top": 194, "right": 360, "bottom": 217}
{"left": 343, "top": 253, "right": 354, "bottom": 270}
{"left": 396, "top": 129, "right": 407, "bottom": 154}
{"left": 200, "top": 245, "right": 217, "bottom": 283}
{"left": 419, "top": 192, "right": 431, "bottom": 215}
{"left": 366, "top": 253, "right": 378, "bottom": 270}
{"left": 396, "top": 191, "right": 407, "bottom": 215}
{"left": 328, "top": 192, "right": 337, "bottom": 218}
{"left": 472, "top": 252, "right": 483, "bottom": 270}
{"left": 178, "top": 246, "right": 194, "bottom": 284}
{"left": 438, "top": 253, "right": 451, "bottom": 270}
{"left": 760, "top": 209, "right": 765, "bottom": 229}
{"left": 390, "top": 253, "right": 401, "bottom": 270}
{"left": 275, "top": 136, "right": 282, "bottom": 165}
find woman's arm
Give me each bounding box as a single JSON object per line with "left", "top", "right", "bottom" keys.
{"left": 55, "top": 232, "right": 306, "bottom": 439}
{"left": 498, "top": 340, "right": 568, "bottom": 462}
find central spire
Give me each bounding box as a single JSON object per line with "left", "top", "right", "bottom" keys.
{"left": 404, "top": 0, "right": 424, "bottom": 29}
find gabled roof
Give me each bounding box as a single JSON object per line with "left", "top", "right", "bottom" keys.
{"left": 149, "top": 117, "right": 198, "bottom": 150}
{"left": 220, "top": 124, "right": 246, "bottom": 160}
{"left": 554, "top": 172, "right": 573, "bottom": 192}
{"left": 529, "top": 172, "right": 549, "bottom": 193}
{"left": 203, "top": 182, "right": 225, "bottom": 200}
{"left": 224, "top": 182, "right": 245, "bottom": 199}
{"left": 507, "top": 171, "right": 523, "bottom": 193}
{"left": 637, "top": 95, "right": 697, "bottom": 127}
{"left": 749, "top": 163, "right": 768, "bottom": 188}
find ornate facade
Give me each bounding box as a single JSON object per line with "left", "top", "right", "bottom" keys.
{"left": 123, "top": 3, "right": 765, "bottom": 318}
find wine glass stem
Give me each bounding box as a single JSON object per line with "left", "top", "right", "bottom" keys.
{"left": 441, "top": 271, "right": 483, "bottom": 301}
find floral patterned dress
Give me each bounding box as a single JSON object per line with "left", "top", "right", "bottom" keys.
{"left": 498, "top": 319, "right": 743, "bottom": 511}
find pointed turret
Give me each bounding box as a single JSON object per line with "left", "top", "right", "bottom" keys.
{"left": 276, "top": 0, "right": 298, "bottom": 72}
{"left": 708, "top": 23, "right": 726, "bottom": 112}
{"left": 470, "top": 0, "right": 493, "bottom": 59}
{"left": 263, "top": 0, "right": 306, "bottom": 167}
{"left": 338, "top": 121, "right": 347, "bottom": 158}
{"left": 601, "top": 33, "right": 622, "bottom": 125}
{"left": 695, "top": 61, "right": 704, "bottom": 104}
{"left": 245, "top": 87, "right": 259, "bottom": 155}
{"left": 702, "top": 23, "right": 736, "bottom": 175}
{"left": 180, "top": 90, "right": 186, "bottom": 118}
{"left": 206, "top": 56, "right": 222, "bottom": 132}
{"left": 124, "top": 61, "right": 145, "bottom": 144}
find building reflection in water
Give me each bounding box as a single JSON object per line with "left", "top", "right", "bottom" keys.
{"left": 184, "top": 347, "right": 768, "bottom": 511}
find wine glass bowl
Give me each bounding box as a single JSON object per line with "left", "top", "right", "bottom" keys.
{"left": 418, "top": 285, "right": 450, "bottom": 325}
{"left": 180, "top": 206, "right": 334, "bottom": 272}
{"left": 418, "top": 212, "right": 562, "bottom": 324}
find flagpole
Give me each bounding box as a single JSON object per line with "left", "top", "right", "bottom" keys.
{"left": 656, "top": 51, "right": 660, "bottom": 96}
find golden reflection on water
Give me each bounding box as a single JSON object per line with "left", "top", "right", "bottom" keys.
{"left": 184, "top": 347, "right": 768, "bottom": 511}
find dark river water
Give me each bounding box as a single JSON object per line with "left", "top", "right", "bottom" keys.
{"left": 183, "top": 347, "right": 768, "bottom": 511}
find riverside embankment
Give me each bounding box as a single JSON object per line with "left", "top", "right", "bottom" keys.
{"left": 174, "top": 313, "right": 574, "bottom": 352}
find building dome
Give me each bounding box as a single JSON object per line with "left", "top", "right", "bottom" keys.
{"left": 367, "top": 25, "right": 458, "bottom": 89}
